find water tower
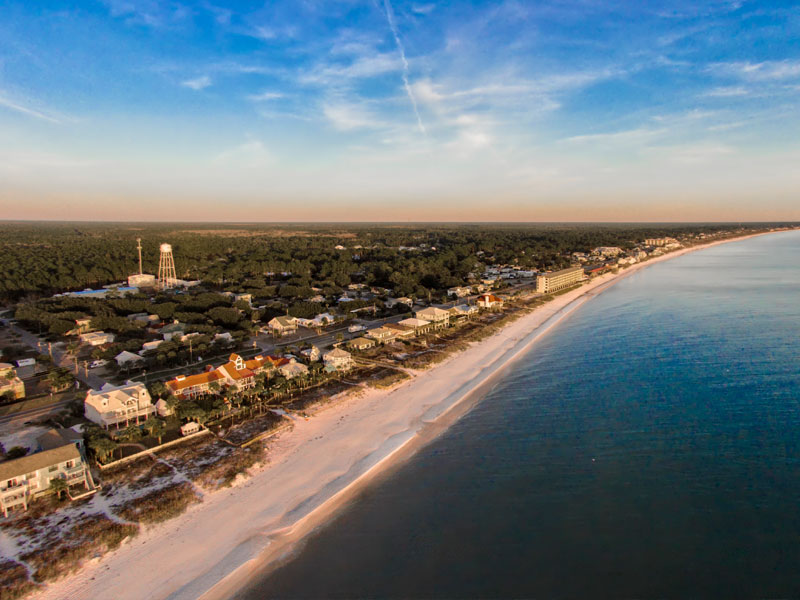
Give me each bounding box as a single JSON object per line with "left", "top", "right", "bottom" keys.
{"left": 158, "top": 243, "right": 178, "bottom": 289}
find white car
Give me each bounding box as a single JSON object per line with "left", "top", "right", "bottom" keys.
{"left": 89, "top": 360, "right": 108, "bottom": 369}
{"left": 348, "top": 324, "right": 366, "bottom": 333}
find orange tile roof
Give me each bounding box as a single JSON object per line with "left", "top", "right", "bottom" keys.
{"left": 167, "top": 370, "right": 223, "bottom": 393}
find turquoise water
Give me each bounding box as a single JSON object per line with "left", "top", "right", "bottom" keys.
{"left": 239, "top": 231, "right": 800, "bottom": 599}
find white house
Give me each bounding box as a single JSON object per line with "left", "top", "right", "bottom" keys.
{"left": 140, "top": 340, "right": 164, "bottom": 354}
{"left": 267, "top": 316, "right": 298, "bottom": 337}
{"left": 397, "top": 317, "right": 432, "bottom": 334}
{"left": 301, "top": 346, "right": 321, "bottom": 361}
{"left": 84, "top": 382, "right": 155, "bottom": 429}
{"left": 279, "top": 360, "right": 309, "bottom": 379}
{"left": 0, "top": 445, "right": 92, "bottom": 517}
{"left": 115, "top": 351, "right": 143, "bottom": 368}
{"left": 476, "top": 293, "right": 504, "bottom": 310}
{"left": 414, "top": 307, "right": 450, "bottom": 328}
{"left": 323, "top": 348, "right": 354, "bottom": 371}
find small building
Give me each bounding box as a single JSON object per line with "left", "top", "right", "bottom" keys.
{"left": 37, "top": 428, "right": 84, "bottom": 453}
{"left": 128, "top": 273, "right": 157, "bottom": 288}
{"left": 447, "top": 286, "right": 472, "bottom": 298}
{"left": 348, "top": 337, "right": 376, "bottom": 351}
{"left": 161, "top": 322, "right": 186, "bottom": 342}
{"left": 84, "top": 382, "right": 156, "bottom": 429}
{"left": 80, "top": 331, "right": 115, "bottom": 346}
{"left": 180, "top": 422, "right": 201, "bottom": 436}
{"left": 476, "top": 293, "right": 504, "bottom": 310}
{"left": 0, "top": 444, "right": 92, "bottom": 517}
{"left": 155, "top": 398, "right": 173, "bottom": 417}
{"left": 323, "top": 348, "right": 354, "bottom": 371}
{"left": 267, "top": 316, "right": 298, "bottom": 337}
{"left": 279, "top": 360, "right": 309, "bottom": 379}
{"left": 115, "top": 351, "right": 144, "bottom": 368}
{"left": 140, "top": 340, "right": 164, "bottom": 354}
{"left": 414, "top": 307, "right": 450, "bottom": 329}
{"left": 301, "top": 346, "right": 321, "bottom": 362}
{"left": 0, "top": 363, "right": 25, "bottom": 401}
{"left": 385, "top": 297, "right": 413, "bottom": 309}
{"left": 449, "top": 304, "right": 479, "bottom": 318}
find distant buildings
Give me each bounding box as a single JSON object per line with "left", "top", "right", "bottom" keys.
{"left": 644, "top": 237, "right": 676, "bottom": 247}
{"left": 85, "top": 382, "right": 155, "bottom": 429}
{"left": 536, "top": 266, "right": 584, "bottom": 294}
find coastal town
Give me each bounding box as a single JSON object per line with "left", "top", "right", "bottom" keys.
{"left": 0, "top": 223, "right": 788, "bottom": 598}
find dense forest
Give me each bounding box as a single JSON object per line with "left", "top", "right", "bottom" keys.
{"left": 0, "top": 221, "right": 785, "bottom": 303}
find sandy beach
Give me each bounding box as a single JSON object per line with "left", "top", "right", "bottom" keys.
{"left": 29, "top": 231, "right": 776, "bottom": 600}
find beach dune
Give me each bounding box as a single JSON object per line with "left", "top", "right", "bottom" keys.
{"left": 31, "top": 233, "right": 770, "bottom": 600}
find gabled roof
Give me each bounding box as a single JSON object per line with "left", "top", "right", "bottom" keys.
{"left": 167, "top": 370, "right": 223, "bottom": 393}
{"left": 269, "top": 316, "right": 297, "bottom": 327}
{"left": 37, "top": 428, "right": 83, "bottom": 451}
{"left": 0, "top": 444, "right": 81, "bottom": 482}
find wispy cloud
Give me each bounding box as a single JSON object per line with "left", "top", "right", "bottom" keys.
{"left": 102, "top": 0, "right": 191, "bottom": 28}
{"left": 702, "top": 86, "right": 750, "bottom": 97}
{"left": 380, "top": 0, "right": 426, "bottom": 134}
{"left": 213, "top": 139, "right": 272, "bottom": 167}
{"left": 181, "top": 75, "right": 212, "bottom": 90}
{"left": 246, "top": 90, "right": 284, "bottom": 102}
{"left": 708, "top": 60, "right": 800, "bottom": 81}
{"left": 563, "top": 127, "right": 667, "bottom": 145}
{"left": 323, "top": 103, "right": 387, "bottom": 131}
{"left": 0, "top": 92, "right": 62, "bottom": 124}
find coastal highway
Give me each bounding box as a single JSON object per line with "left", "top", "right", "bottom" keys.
{"left": 0, "top": 397, "right": 74, "bottom": 427}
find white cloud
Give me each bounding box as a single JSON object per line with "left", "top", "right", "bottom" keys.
{"left": 702, "top": 86, "right": 750, "bottom": 98}
{"left": 213, "top": 140, "right": 272, "bottom": 167}
{"left": 322, "top": 103, "right": 386, "bottom": 131}
{"left": 563, "top": 127, "right": 666, "bottom": 145}
{"left": 708, "top": 60, "right": 800, "bottom": 81}
{"left": 246, "top": 91, "right": 284, "bottom": 102}
{"left": 0, "top": 92, "right": 62, "bottom": 124}
{"left": 181, "top": 75, "right": 212, "bottom": 90}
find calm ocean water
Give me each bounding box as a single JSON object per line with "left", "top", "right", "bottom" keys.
{"left": 239, "top": 231, "right": 800, "bottom": 599}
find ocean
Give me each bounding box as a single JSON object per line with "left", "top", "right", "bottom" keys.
{"left": 238, "top": 231, "right": 800, "bottom": 599}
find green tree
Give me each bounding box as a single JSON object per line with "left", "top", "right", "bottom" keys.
{"left": 49, "top": 477, "right": 68, "bottom": 500}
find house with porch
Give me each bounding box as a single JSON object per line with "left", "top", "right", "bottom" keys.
{"left": 84, "top": 382, "right": 156, "bottom": 429}
{"left": 267, "top": 315, "right": 298, "bottom": 337}
{"left": 323, "top": 348, "right": 354, "bottom": 371}
{"left": 398, "top": 317, "right": 433, "bottom": 335}
{"left": 366, "top": 327, "right": 398, "bottom": 344}
{"left": 217, "top": 354, "right": 256, "bottom": 392}
{"left": 0, "top": 444, "right": 93, "bottom": 517}
{"left": 166, "top": 369, "right": 224, "bottom": 399}
{"left": 414, "top": 307, "right": 450, "bottom": 329}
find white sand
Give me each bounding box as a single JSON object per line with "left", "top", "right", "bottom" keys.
{"left": 31, "top": 232, "right": 776, "bottom": 600}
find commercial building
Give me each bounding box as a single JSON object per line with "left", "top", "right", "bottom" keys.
{"left": 536, "top": 266, "right": 584, "bottom": 294}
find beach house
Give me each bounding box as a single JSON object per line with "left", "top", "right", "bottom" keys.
{"left": 84, "top": 382, "right": 156, "bottom": 429}
{"left": 476, "top": 293, "right": 504, "bottom": 310}
{"left": 0, "top": 444, "right": 92, "bottom": 517}
{"left": 267, "top": 315, "right": 298, "bottom": 337}
{"left": 414, "top": 307, "right": 450, "bottom": 329}
{"left": 323, "top": 348, "right": 354, "bottom": 371}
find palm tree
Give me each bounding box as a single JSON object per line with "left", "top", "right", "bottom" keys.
{"left": 148, "top": 419, "right": 167, "bottom": 445}
{"left": 49, "top": 477, "right": 68, "bottom": 500}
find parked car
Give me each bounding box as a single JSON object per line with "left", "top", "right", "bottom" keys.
{"left": 348, "top": 324, "right": 366, "bottom": 333}
{"left": 89, "top": 359, "right": 108, "bottom": 369}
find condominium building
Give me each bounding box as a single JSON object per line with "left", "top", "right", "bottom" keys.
{"left": 536, "top": 266, "right": 584, "bottom": 293}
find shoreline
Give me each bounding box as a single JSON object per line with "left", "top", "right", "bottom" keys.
{"left": 31, "top": 230, "right": 781, "bottom": 600}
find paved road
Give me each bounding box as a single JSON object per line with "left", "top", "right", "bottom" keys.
{"left": 0, "top": 398, "right": 74, "bottom": 427}
{"left": 1, "top": 318, "right": 106, "bottom": 390}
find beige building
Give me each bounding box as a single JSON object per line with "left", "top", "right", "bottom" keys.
{"left": 84, "top": 382, "right": 156, "bottom": 429}
{"left": 323, "top": 348, "right": 354, "bottom": 371}
{"left": 267, "top": 316, "right": 298, "bottom": 337}
{"left": 536, "top": 266, "right": 584, "bottom": 293}
{"left": 0, "top": 444, "right": 92, "bottom": 517}
{"left": 414, "top": 307, "right": 450, "bottom": 329}
{"left": 0, "top": 363, "right": 25, "bottom": 401}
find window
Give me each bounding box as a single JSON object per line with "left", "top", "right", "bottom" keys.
{"left": 48, "top": 465, "right": 58, "bottom": 472}
{"left": 65, "top": 461, "right": 74, "bottom": 469}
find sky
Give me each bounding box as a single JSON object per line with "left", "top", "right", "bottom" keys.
{"left": 1, "top": 0, "right": 799, "bottom": 222}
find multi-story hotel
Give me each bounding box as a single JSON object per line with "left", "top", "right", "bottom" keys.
{"left": 536, "top": 266, "right": 584, "bottom": 293}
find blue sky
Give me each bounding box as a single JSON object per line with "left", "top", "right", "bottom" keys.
{"left": 1, "top": 1, "right": 799, "bottom": 221}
